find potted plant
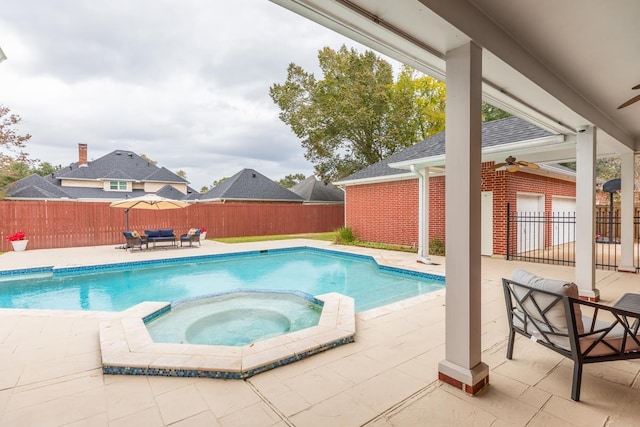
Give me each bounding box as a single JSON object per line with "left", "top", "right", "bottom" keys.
{"left": 199, "top": 227, "right": 207, "bottom": 241}
{"left": 6, "top": 231, "right": 28, "bottom": 251}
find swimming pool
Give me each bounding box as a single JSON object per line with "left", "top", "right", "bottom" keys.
{"left": 0, "top": 247, "right": 445, "bottom": 312}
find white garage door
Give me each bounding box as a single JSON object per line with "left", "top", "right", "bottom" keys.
{"left": 517, "top": 194, "right": 543, "bottom": 253}
{"left": 552, "top": 197, "right": 576, "bottom": 246}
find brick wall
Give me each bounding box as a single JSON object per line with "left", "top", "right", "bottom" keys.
{"left": 345, "top": 164, "right": 576, "bottom": 256}
{"left": 346, "top": 179, "right": 419, "bottom": 246}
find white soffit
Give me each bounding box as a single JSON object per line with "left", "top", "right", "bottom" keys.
{"left": 270, "top": 0, "right": 639, "bottom": 154}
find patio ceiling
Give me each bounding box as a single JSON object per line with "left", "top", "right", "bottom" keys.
{"left": 271, "top": 0, "right": 640, "bottom": 162}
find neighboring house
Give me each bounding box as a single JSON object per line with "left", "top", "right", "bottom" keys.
{"left": 199, "top": 168, "right": 303, "bottom": 203}
{"left": 334, "top": 116, "right": 577, "bottom": 258}
{"left": 290, "top": 176, "right": 344, "bottom": 204}
{"left": 3, "top": 144, "right": 199, "bottom": 201}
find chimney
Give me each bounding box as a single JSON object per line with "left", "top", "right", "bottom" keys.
{"left": 78, "top": 143, "right": 88, "bottom": 166}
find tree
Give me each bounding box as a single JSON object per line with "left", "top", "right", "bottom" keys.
{"left": 32, "top": 161, "right": 58, "bottom": 176}
{"left": 176, "top": 169, "right": 187, "bottom": 179}
{"left": 270, "top": 46, "right": 446, "bottom": 182}
{"left": 482, "top": 103, "right": 511, "bottom": 122}
{"left": 212, "top": 177, "right": 228, "bottom": 187}
{"left": 277, "top": 173, "right": 306, "bottom": 188}
{"left": 0, "top": 106, "right": 32, "bottom": 184}
{"left": 140, "top": 154, "right": 157, "bottom": 165}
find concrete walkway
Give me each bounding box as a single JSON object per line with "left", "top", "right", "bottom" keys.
{"left": 0, "top": 240, "right": 639, "bottom": 426}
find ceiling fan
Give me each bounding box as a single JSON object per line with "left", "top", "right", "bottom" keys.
{"left": 492, "top": 155, "right": 540, "bottom": 172}
{"left": 617, "top": 84, "right": 640, "bottom": 109}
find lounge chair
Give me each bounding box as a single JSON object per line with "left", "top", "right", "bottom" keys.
{"left": 123, "top": 231, "right": 148, "bottom": 251}
{"left": 503, "top": 269, "right": 640, "bottom": 401}
{"left": 180, "top": 228, "right": 201, "bottom": 247}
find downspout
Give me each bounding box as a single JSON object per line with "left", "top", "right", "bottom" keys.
{"left": 410, "top": 165, "right": 433, "bottom": 265}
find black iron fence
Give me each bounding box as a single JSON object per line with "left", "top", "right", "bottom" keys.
{"left": 506, "top": 203, "right": 640, "bottom": 271}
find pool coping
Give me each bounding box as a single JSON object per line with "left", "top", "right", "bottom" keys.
{"left": 99, "top": 292, "right": 355, "bottom": 379}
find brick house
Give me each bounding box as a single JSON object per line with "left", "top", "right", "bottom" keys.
{"left": 334, "top": 117, "right": 576, "bottom": 258}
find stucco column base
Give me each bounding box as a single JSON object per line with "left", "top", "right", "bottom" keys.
{"left": 438, "top": 360, "right": 489, "bottom": 395}
{"left": 579, "top": 288, "right": 600, "bottom": 302}
{"left": 617, "top": 265, "right": 637, "bottom": 274}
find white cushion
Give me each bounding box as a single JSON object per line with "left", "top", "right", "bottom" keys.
{"left": 511, "top": 269, "right": 584, "bottom": 334}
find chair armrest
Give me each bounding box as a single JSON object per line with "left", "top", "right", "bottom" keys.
{"left": 566, "top": 297, "right": 640, "bottom": 358}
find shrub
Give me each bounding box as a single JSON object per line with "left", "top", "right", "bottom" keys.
{"left": 429, "top": 237, "right": 445, "bottom": 256}
{"left": 334, "top": 226, "right": 356, "bottom": 245}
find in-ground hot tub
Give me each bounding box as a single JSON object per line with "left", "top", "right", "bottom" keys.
{"left": 145, "top": 291, "right": 324, "bottom": 346}
{"left": 99, "top": 291, "right": 356, "bottom": 379}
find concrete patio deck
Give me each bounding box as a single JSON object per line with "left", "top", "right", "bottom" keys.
{"left": 0, "top": 239, "right": 639, "bottom": 426}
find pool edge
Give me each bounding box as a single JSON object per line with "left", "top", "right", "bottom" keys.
{"left": 99, "top": 292, "right": 356, "bottom": 379}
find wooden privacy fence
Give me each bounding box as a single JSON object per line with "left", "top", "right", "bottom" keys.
{"left": 0, "top": 200, "right": 344, "bottom": 251}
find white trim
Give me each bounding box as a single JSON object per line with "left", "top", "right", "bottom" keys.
{"left": 333, "top": 172, "right": 415, "bottom": 186}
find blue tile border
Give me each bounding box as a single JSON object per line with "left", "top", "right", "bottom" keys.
{"left": 0, "top": 266, "right": 53, "bottom": 278}
{"left": 102, "top": 335, "right": 355, "bottom": 380}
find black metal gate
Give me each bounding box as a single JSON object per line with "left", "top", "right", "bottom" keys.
{"left": 506, "top": 203, "right": 640, "bottom": 271}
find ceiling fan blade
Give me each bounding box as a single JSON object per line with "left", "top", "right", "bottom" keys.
{"left": 492, "top": 162, "right": 507, "bottom": 169}
{"left": 633, "top": 84, "right": 640, "bottom": 90}
{"left": 506, "top": 164, "right": 519, "bottom": 173}
{"left": 517, "top": 160, "right": 540, "bottom": 169}
{"left": 618, "top": 94, "right": 640, "bottom": 109}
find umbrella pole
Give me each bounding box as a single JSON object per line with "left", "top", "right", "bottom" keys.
{"left": 125, "top": 208, "right": 130, "bottom": 231}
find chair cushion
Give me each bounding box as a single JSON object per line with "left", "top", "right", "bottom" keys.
{"left": 145, "top": 230, "right": 159, "bottom": 237}
{"left": 159, "top": 229, "right": 174, "bottom": 237}
{"left": 512, "top": 269, "right": 584, "bottom": 334}
{"left": 123, "top": 231, "right": 133, "bottom": 238}
{"left": 187, "top": 228, "right": 197, "bottom": 236}
{"left": 131, "top": 231, "right": 140, "bottom": 238}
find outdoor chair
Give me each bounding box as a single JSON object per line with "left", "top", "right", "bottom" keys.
{"left": 180, "top": 228, "right": 201, "bottom": 247}
{"left": 503, "top": 269, "right": 640, "bottom": 401}
{"left": 123, "top": 231, "right": 148, "bottom": 251}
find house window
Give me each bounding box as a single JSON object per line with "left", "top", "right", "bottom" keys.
{"left": 109, "top": 181, "right": 128, "bottom": 191}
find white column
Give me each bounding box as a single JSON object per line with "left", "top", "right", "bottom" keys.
{"left": 575, "top": 126, "right": 598, "bottom": 299}
{"left": 411, "top": 166, "right": 431, "bottom": 264}
{"left": 618, "top": 151, "right": 635, "bottom": 272}
{"left": 438, "top": 41, "right": 489, "bottom": 394}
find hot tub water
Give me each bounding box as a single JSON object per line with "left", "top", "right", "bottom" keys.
{"left": 146, "top": 291, "right": 323, "bottom": 346}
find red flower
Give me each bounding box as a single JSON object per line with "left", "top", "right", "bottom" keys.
{"left": 200, "top": 227, "right": 207, "bottom": 233}
{"left": 6, "top": 231, "right": 26, "bottom": 241}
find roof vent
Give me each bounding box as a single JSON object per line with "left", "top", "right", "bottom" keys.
{"left": 252, "top": 173, "right": 256, "bottom": 178}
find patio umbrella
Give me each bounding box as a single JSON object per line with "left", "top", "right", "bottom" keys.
{"left": 110, "top": 194, "right": 190, "bottom": 230}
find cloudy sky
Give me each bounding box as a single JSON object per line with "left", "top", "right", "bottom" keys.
{"left": 0, "top": 0, "right": 394, "bottom": 190}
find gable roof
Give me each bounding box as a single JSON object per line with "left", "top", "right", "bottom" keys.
{"left": 3, "top": 174, "right": 73, "bottom": 199}
{"left": 55, "top": 150, "right": 187, "bottom": 183}
{"left": 336, "top": 116, "right": 553, "bottom": 183}
{"left": 200, "top": 169, "right": 303, "bottom": 202}
{"left": 291, "top": 176, "right": 344, "bottom": 202}
{"left": 3, "top": 148, "right": 193, "bottom": 201}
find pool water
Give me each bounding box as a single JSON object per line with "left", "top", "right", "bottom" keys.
{"left": 146, "top": 292, "right": 323, "bottom": 346}
{"left": 0, "top": 248, "right": 444, "bottom": 312}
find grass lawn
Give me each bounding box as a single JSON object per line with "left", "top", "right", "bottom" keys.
{"left": 212, "top": 232, "right": 419, "bottom": 254}
{"left": 212, "top": 232, "right": 335, "bottom": 244}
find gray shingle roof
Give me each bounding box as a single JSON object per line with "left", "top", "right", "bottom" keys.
{"left": 3, "top": 148, "right": 192, "bottom": 200}
{"left": 4, "top": 174, "right": 73, "bottom": 199}
{"left": 291, "top": 176, "right": 344, "bottom": 202}
{"left": 156, "top": 185, "right": 185, "bottom": 199}
{"left": 200, "top": 169, "right": 303, "bottom": 202}
{"left": 339, "top": 116, "right": 553, "bottom": 182}
{"left": 55, "top": 150, "right": 187, "bottom": 183}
